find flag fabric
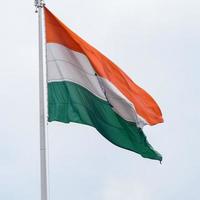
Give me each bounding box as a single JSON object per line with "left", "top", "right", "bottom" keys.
{"left": 44, "top": 7, "right": 163, "bottom": 161}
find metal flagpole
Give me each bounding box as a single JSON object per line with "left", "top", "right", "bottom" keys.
{"left": 35, "top": 1, "right": 49, "bottom": 200}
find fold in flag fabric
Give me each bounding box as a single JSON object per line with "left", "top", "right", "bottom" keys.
{"left": 44, "top": 7, "right": 163, "bottom": 161}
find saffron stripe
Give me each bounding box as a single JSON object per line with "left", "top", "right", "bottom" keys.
{"left": 44, "top": 7, "right": 163, "bottom": 125}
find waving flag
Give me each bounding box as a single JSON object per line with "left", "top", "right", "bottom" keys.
{"left": 44, "top": 7, "right": 163, "bottom": 161}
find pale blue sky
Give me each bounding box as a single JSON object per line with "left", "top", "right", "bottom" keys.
{"left": 0, "top": 0, "right": 200, "bottom": 199}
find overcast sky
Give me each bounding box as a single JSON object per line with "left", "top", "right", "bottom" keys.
{"left": 0, "top": 0, "right": 200, "bottom": 199}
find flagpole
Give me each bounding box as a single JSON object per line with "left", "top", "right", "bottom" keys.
{"left": 35, "top": 1, "right": 49, "bottom": 200}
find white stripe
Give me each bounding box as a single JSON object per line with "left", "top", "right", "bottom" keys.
{"left": 97, "top": 77, "right": 147, "bottom": 127}
{"left": 47, "top": 43, "right": 105, "bottom": 100}
{"left": 47, "top": 43, "right": 147, "bottom": 127}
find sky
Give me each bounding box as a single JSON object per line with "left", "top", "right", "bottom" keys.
{"left": 0, "top": 0, "right": 200, "bottom": 199}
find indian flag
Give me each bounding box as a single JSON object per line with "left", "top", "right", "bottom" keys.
{"left": 44, "top": 7, "right": 163, "bottom": 161}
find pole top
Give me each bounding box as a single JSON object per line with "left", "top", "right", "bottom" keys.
{"left": 34, "top": 0, "right": 45, "bottom": 13}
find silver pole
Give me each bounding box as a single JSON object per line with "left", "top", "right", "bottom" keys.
{"left": 35, "top": 1, "right": 49, "bottom": 200}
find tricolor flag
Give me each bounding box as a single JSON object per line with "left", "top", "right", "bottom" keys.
{"left": 45, "top": 7, "right": 163, "bottom": 161}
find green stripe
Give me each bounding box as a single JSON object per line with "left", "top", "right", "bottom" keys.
{"left": 48, "top": 81, "right": 162, "bottom": 161}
